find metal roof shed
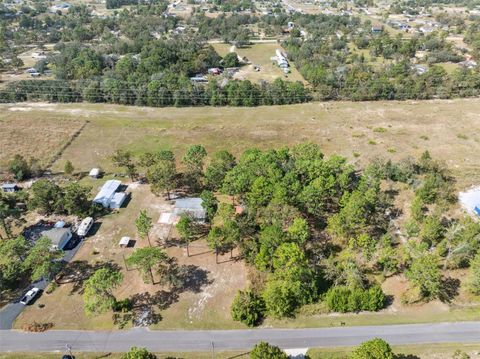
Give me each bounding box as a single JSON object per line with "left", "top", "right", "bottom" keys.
{"left": 173, "top": 198, "right": 206, "bottom": 222}
{"left": 93, "top": 180, "right": 121, "bottom": 208}
{"left": 109, "top": 192, "right": 127, "bottom": 209}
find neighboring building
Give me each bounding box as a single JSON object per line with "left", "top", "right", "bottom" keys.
{"left": 119, "top": 236, "right": 131, "bottom": 248}
{"left": 412, "top": 64, "right": 428, "bottom": 75}
{"left": 190, "top": 75, "right": 208, "bottom": 83}
{"left": 371, "top": 25, "right": 383, "bottom": 34}
{"left": 459, "top": 60, "right": 478, "bottom": 69}
{"left": 158, "top": 198, "right": 207, "bottom": 224}
{"left": 208, "top": 67, "right": 222, "bottom": 75}
{"left": 41, "top": 227, "right": 72, "bottom": 250}
{"left": 173, "top": 197, "right": 206, "bottom": 222}
{"left": 89, "top": 168, "right": 101, "bottom": 178}
{"left": 93, "top": 180, "right": 124, "bottom": 208}
{"left": 1, "top": 183, "right": 18, "bottom": 193}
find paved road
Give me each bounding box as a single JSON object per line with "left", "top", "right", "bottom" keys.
{"left": 0, "top": 238, "right": 84, "bottom": 330}
{"left": 0, "top": 279, "right": 47, "bottom": 330}
{"left": 0, "top": 322, "right": 479, "bottom": 352}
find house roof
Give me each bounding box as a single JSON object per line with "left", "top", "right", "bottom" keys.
{"left": 93, "top": 180, "right": 121, "bottom": 205}
{"left": 174, "top": 197, "right": 206, "bottom": 220}
{"left": 1, "top": 183, "right": 17, "bottom": 189}
{"left": 41, "top": 227, "right": 71, "bottom": 246}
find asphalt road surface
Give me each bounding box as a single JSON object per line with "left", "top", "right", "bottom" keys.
{"left": 0, "top": 322, "right": 479, "bottom": 352}
{"left": 0, "top": 237, "right": 83, "bottom": 330}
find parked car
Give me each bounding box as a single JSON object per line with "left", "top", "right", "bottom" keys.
{"left": 20, "top": 287, "right": 40, "bottom": 305}
{"left": 77, "top": 217, "right": 94, "bottom": 237}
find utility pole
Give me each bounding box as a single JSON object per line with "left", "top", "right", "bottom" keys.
{"left": 211, "top": 341, "right": 215, "bottom": 359}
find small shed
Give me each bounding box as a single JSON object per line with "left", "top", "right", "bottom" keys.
{"left": 119, "top": 236, "right": 131, "bottom": 248}
{"left": 89, "top": 168, "right": 101, "bottom": 178}
{"left": 1, "top": 183, "right": 18, "bottom": 193}
{"left": 41, "top": 227, "right": 72, "bottom": 250}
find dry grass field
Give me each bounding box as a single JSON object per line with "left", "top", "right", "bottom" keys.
{"left": 1, "top": 99, "right": 480, "bottom": 188}
{"left": 0, "top": 106, "right": 86, "bottom": 169}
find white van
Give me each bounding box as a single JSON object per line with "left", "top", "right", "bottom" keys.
{"left": 77, "top": 217, "right": 94, "bottom": 237}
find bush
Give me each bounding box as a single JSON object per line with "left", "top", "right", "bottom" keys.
{"left": 250, "top": 342, "right": 288, "bottom": 359}
{"left": 231, "top": 290, "right": 265, "bottom": 327}
{"left": 121, "top": 347, "right": 156, "bottom": 359}
{"left": 22, "top": 321, "right": 54, "bottom": 332}
{"left": 350, "top": 338, "right": 394, "bottom": 359}
{"left": 326, "top": 286, "right": 386, "bottom": 313}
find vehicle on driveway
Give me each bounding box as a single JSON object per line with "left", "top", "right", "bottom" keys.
{"left": 77, "top": 217, "right": 93, "bottom": 237}
{"left": 20, "top": 287, "right": 40, "bottom": 305}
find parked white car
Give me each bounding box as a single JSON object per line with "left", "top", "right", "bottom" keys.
{"left": 77, "top": 217, "right": 94, "bottom": 237}
{"left": 20, "top": 287, "right": 40, "bottom": 305}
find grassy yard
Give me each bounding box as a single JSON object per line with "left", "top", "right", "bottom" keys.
{"left": 2, "top": 99, "right": 480, "bottom": 188}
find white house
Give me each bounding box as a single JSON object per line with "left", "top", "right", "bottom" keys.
{"left": 93, "top": 180, "right": 123, "bottom": 208}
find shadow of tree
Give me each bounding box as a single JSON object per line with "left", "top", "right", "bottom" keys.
{"left": 158, "top": 258, "right": 212, "bottom": 293}
{"left": 56, "top": 260, "right": 121, "bottom": 295}
{"left": 115, "top": 259, "right": 211, "bottom": 327}
{"left": 396, "top": 354, "right": 421, "bottom": 359}
{"left": 439, "top": 276, "right": 461, "bottom": 303}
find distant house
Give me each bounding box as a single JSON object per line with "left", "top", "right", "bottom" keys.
{"left": 93, "top": 180, "right": 127, "bottom": 209}
{"left": 1, "top": 183, "right": 18, "bottom": 193}
{"left": 208, "top": 67, "right": 222, "bottom": 75}
{"left": 459, "top": 60, "right": 477, "bottom": 69}
{"left": 190, "top": 75, "right": 208, "bottom": 83}
{"left": 41, "top": 227, "right": 72, "bottom": 250}
{"left": 412, "top": 64, "right": 428, "bottom": 75}
{"left": 371, "top": 25, "right": 383, "bottom": 34}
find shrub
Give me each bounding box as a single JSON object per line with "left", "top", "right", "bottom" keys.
{"left": 231, "top": 290, "right": 265, "bottom": 327}
{"left": 350, "top": 338, "right": 394, "bottom": 359}
{"left": 121, "top": 347, "right": 157, "bottom": 359}
{"left": 326, "top": 286, "right": 385, "bottom": 313}
{"left": 250, "top": 342, "right": 288, "bottom": 359}
{"left": 22, "top": 321, "right": 54, "bottom": 332}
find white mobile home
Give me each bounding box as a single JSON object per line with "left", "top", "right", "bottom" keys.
{"left": 93, "top": 180, "right": 122, "bottom": 208}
